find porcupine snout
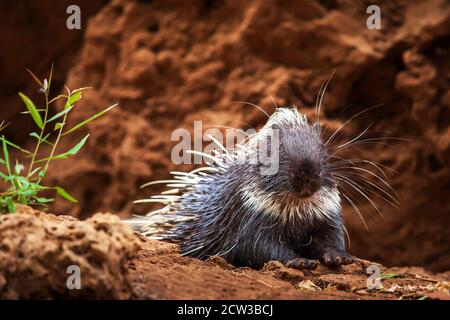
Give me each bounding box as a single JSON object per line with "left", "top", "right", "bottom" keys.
{"left": 289, "top": 158, "right": 321, "bottom": 198}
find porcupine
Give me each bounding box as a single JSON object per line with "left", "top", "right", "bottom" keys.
{"left": 126, "top": 104, "right": 397, "bottom": 270}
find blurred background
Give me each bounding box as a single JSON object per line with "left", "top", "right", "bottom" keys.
{"left": 0, "top": 0, "right": 448, "bottom": 272}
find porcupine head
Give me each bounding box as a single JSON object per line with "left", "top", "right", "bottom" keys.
{"left": 129, "top": 107, "right": 356, "bottom": 270}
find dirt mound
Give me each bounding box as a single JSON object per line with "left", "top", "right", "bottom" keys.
{"left": 3, "top": 0, "right": 449, "bottom": 272}
{"left": 130, "top": 235, "right": 450, "bottom": 300}
{"left": 0, "top": 206, "right": 139, "bottom": 299}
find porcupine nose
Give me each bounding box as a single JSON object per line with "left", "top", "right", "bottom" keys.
{"left": 289, "top": 159, "right": 321, "bottom": 197}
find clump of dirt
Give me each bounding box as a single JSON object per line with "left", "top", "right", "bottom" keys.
{"left": 129, "top": 235, "right": 450, "bottom": 300}
{"left": 0, "top": 205, "right": 139, "bottom": 299}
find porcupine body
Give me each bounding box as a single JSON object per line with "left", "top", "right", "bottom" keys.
{"left": 129, "top": 107, "right": 357, "bottom": 269}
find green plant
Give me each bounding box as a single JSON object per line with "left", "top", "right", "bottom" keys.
{"left": 0, "top": 66, "right": 118, "bottom": 213}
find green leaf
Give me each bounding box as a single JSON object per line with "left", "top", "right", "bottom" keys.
{"left": 54, "top": 122, "right": 64, "bottom": 131}
{"left": 18, "top": 92, "right": 43, "bottom": 129}
{"left": 0, "top": 136, "right": 32, "bottom": 155}
{"left": 55, "top": 186, "right": 77, "bottom": 203}
{"left": 62, "top": 103, "right": 118, "bottom": 136}
{"left": 39, "top": 164, "right": 48, "bottom": 178}
{"left": 35, "top": 134, "right": 89, "bottom": 163}
{"left": 380, "top": 273, "right": 404, "bottom": 279}
{"left": 15, "top": 175, "right": 30, "bottom": 190}
{"left": 65, "top": 134, "right": 90, "bottom": 156}
{"left": 14, "top": 162, "right": 24, "bottom": 175}
{"left": 29, "top": 132, "right": 54, "bottom": 146}
{"left": 47, "top": 106, "right": 73, "bottom": 122}
{"left": 2, "top": 136, "right": 11, "bottom": 175}
{"left": 5, "top": 197, "right": 16, "bottom": 213}
{"left": 36, "top": 197, "right": 54, "bottom": 204}
{"left": 64, "top": 92, "right": 81, "bottom": 110}
{"left": 0, "top": 172, "right": 9, "bottom": 180}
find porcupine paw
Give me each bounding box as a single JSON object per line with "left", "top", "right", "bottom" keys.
{"left": 322, "top": 250, "right": 355, "bottom": 267}
{"left": 286, "top": 258, "right": 319, "bottom": 270}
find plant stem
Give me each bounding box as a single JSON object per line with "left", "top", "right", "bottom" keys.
{"left": 27, "top": 91, "right": 49, "bottom": 179}
{"left": 36, "top": 98, "right": 70, "bottom": 185}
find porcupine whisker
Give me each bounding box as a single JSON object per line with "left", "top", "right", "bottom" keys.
{"left": 336, "top": 174, "right": 398, "bottom": 210}
{"left": 326, "top": 161, "right": 394, "bottom": 191}
{"left": 334, "top": 165, "right": 398, "bottom": 198}
{"left": 266, "top": 90, "right": 279, "bottom": 109}
{"left": 202, "top": 116, "right": 255, "bottom": 132}
{"left": 340, "top": 191, "right": 369, "bottom": 230}
{"left": 204, "top": 125, "right": 251, "bottom": 138}
{"left": 316, "top": 69, "right": 335, "bottom": 124}
{"left": 333, "top": 173, "right": 380, "bottom": 209}
{"left": 340, "top": 182, "right": 382, "bottom": 224}
{"left": 342, "top": 128, "right": 412, "bottom": 142}
{"left": 315, "top": 78, "right": 327, "bottom": 122}
{"left": 334, "top": 174, "right": 398, "bottom": 215}
{"left": 232, "top": 101, "right": 270, "bottom": 118}
{"left": 342, "top": 224, "right": 351, "bottom": 250}
{"left": 349, "top": 136, "right": 411, "bottom": 144}
{"left": 330, "top": 136, "right": 409, "bottom": 156}
{"left": 333, "top": 170, "right": 399, "bottom": 206}
{"left": 336, "top": 123, "right": 373, "bottom": 149}
{"left": 333, "top": 140, "right": 396, "bottom": 153}
{"left": 337, "top": 136, "right": 410, "bottom": 149}
{"left": 334, "top": 174, "right": 385, "bottom": 219}
{"left": 325, "top": 104, "right": 382, "bottom": 147}
{"left": 327, "top": 156, "right": 397, "bottom": 177}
